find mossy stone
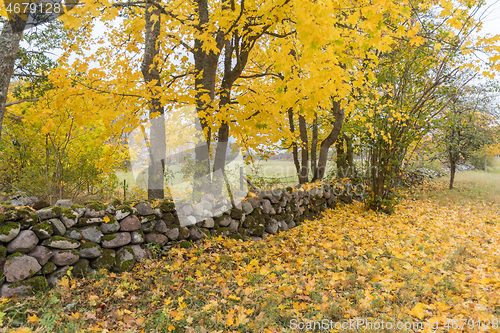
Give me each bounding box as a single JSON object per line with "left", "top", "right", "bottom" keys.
{"left": 178, "top": 227, "right": 189, "bottom": 239}
{"left": 45, "top": 206, "right": 61, "bottom": 217}
{"left": 110, "top": 199, "right": 122, "bottom": 207}
{"left": 0, "top": 222, "right": 20, "bottom": 236}
{"left": 91, "top": 249, "right": 116, "bottom": 270}
{"left": 8, "top": 276, "right": 48, "bottom": 293}
{"left": 7, "top": 252, "right": 24, "bottom": 260}
{"left": 80, "top": 241, "right": 99, "bottom": 249}
{"left": 179, "top": 240, "right": 191, "bottom": 248}
{"left": 72, "top": 259, "right": 89, "bottom": 277}
{"left": 160, "top": 200, "right": 175, "bottom": 212}
{"left": 41, "top": 262, "right": 56, "bottom": 275}
{"left": 114, "top": 246, "right": 135, "bottom": 273}
{"left": 102, "top": 234, "right": 117, "bottom": 242}
{"left": 60, "top": 207, "right": 77, "bottom": 219}
{"left": 0, "top": 213, "right": 5, "bottom": 224}
{"left": 33, "top": 221, "right": 53, "bottom": 239}
{"left": 123, "top": 200, "right": 135, "bottom": 205}
{"left": 33, "top": 200, "right": 50, "bottom": 210}
{"left": 0, "top": 245, "right": 6, "bottom": 259}
{"left": 71, "top": 204, "right": 83, "bottom": 209}
{"left": 230, "top": 209, "right": 243, "bottom": 220}
{"left": 162, "top": 212, "right": 175, "bottom": 223}
{"left": 229, "top": 234, "right": 243, "bottom": 240}
{"left": 116, "top": 205, "right": 133, "bottom": 214}
{"left": 87, "top": 203, "right": 105, "bottom": 211}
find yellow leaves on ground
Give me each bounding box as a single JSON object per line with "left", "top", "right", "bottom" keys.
{"left": 4, "top": 186, "right": 500, "bottom": 331}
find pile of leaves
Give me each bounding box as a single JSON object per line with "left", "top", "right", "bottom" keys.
{"left": 1, "top": 191, "right": 500, "bottom": 332}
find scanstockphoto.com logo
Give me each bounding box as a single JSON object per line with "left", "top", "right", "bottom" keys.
{"left": 128, "top": 105, "right": 249, "bottom": 227}
{"left": 1, "top": 0, "right": 83, "bottom": 32}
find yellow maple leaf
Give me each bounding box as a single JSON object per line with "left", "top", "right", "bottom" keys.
{"left": 409, "top": 302, "right": 426, "bottom": 320}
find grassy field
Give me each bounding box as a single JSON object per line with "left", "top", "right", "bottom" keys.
{"left": 407, "top": 157, "right": 500, "bottom": 207}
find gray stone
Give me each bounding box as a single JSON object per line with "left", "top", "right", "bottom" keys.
{"left": 154, "top": 220, "right": 168, "bottom": 233}
{"left": 0, "top": 222, "right": 21, "bottom": 242}
{"left": 73, "top": 207, "right": 86, "bottom": 218}
{"left": 28, "top": 246, "right": 53, "bottom": 266}
{"left": 279, "top": 221, "right": 289, "bottom": 232}
{"left": 60, "top": 211, "right": 78, "bottom": 228}
{"left": 140, "top": 220, "right": 157, "bottom": 233}
{"left": 246, "top": 198, "right": 260, "bottom": 209}
{"left": 41, "top": 262, "right": 56, "bottom": 275}
{"left": 229, "top": 220, "right": 239, "bottom": 234}
{"left": 219, "top": 216, "right": 232, "bottom": 227}
{"left": 202, "top": 217, "right": 214, "bottom": 228}
{"left": 81, "top": 225, "right": 103, "bottom": 243}
{"left": 1, "top": 276, "right": 47, "bottom": 297}
{"left": 287, "top": 221, "right": 296, "bottom": 229}
{"left": 265, "top": 219, "right": 279, "bottom": 234}
{"left": 135, "top": 202, "right": 154, "bottom": 216}
{"left": 241, "top": 201, "right": 253, "bottom": 214}
{"left": 120, "top": 215, "right": 141, "bottom": 231}
{"left": 250, "top": 236, "right": 262, "bottom": 241}
{"left": 46, "top": 266, "right": 70, "bottom": 287}
{"left": 261, "top": 200, "right": 273, "bottom": 214}
{"left": 77, "top": 217, "right": 103, "bottom": 227}
{"left": 140, "top": 215, "right": 156, "bottom": 224}
{"left": 130, "top": 245, "right": 147, "bottom": 262}
{"left": 85, "top": 207, "right": 106, "bottom": 218}
{"left": 234, "top": 190, "right": 247, "bottom": 199}
{"left": 200, "top": 193, "right": 216, "bottom": 207}
{"left": 182, "top": 204, "right": 193, "bottom": 215}
{"left": 79, "top": 242, "right": 102, "bottom": 259}
{"left": 145, "top": 232, "right": 168, "bottom": 245}
{"left": 4, "top": 254, "right": 41, "bottom": 282}
{"left": 115, "top": 209, "right": 131, "bottom": 220}
{"left": 72, "top": 259, "right": 90, "bottom": 277}
{"left": 189, "top": 227, "right": 205, "bottom": 241}
{"left": 65, "top": 228, "right": 83, "bottom": 240}
{"left": 130, "top": 230, "right": 145, "bottom": 244}
{"left": 115, "top": 246, "right": 135, "bottom": 272}
{"left": 36, "top": 208, "right": 59, "bottom": 220}
{"left": 42, "top": 236, "right": 80, "bottom": 249}
{"left": 106, "top": 205, "right": 116, "bottom": 215}
{"left": 153, "top": 208, "right": 162, "bottom": 219}
{"left": 55, "top": 199, "right": 73, "bottom": 207}
{"left": 202, "top": 210, "right": 213, "bottom": 218}
{"left": 100, "top": 220, "right": 120, "bottom": 234}
{"left": 102, "top": 232, "right": 131, "bottom": 248}
{"left": 192, "top": 204, "right": 203, "bottom": 216}
{"left": 50, "top": 249, "right": 79, "bottom": 266}
{"left": 33, "top": 221, "right": 53, "bottom": 240}
{"left": 6, "top": 230, "right": 38, "bottom": 253}
{"left": 90, "top": 249, "right": 115, "bottom": 270}
{"left": 49, "top": 218, "right": 66, "bottom": 236}
{"left": 200, "top": 200, "right": 213, "bottom": 211}
{"left": 165, "top": 227, "right": 179, "bottom": 241}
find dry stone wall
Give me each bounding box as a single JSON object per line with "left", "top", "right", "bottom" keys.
{"left": 0, "top": 182, "right": 365, "bottom": 297}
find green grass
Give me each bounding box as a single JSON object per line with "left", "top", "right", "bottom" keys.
{"left": 406, "top": 157, "right": 500, "bottom": 207}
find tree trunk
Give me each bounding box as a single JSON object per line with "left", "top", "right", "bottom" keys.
{"left": 192, "top": 0, "right": 225, "bottom": 198}
{"left": 298, "top": 115, "right": 309, "bottom": 184}
{"left": 313, "top": 100, "right": 344, "bottom": 181}
{"left": 449, "top": 155, "right": 456, "bottom": 190}
{"left": 311, "top": 113, "right": 318, "bottom": 179}
{"left": 336, "top": 136, "right": 347, "bottom": 178}
{"left": 141, "top": 4, "right": 165, "bottom": 200}
{"left": 0, "top": 18, "right": 27, "bottom": 141}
